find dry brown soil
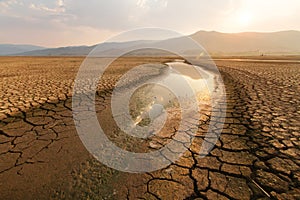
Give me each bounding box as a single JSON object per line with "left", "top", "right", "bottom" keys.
{"left": 0, "top": 57, "right": 299, "bottom": 200}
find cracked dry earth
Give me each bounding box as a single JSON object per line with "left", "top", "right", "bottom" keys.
{"left": 0, "top": 57, "right": 299, "bottom": 200}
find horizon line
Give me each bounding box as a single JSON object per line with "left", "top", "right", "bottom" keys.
{"left": 1, "top": 29, "right": 299, "bottom": 49}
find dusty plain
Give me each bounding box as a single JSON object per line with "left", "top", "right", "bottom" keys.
{"left": 0, "top": 56, "right": 299, "bottom": 200}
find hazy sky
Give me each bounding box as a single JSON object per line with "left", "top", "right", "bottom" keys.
{"left": 1, "top": 0, "right": 299, "bottom": 47}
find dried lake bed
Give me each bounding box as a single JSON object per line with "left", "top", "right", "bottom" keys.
{"left": 0, "top": 56, "right": 299, "bottom": 199}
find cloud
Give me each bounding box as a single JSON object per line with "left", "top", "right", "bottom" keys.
{"left": 29, "top": 0, "right": 65, "bottom": 13}
{"left": 136, "top": 0, "right": 168, "bottom": 10}
{"left": 0, "top": 0, "right": 19, "bottom": 7}
{"left": 0, "top": 0, "right": 299, "bottom": 47}
{"left": 57, "top": 0, "right": 64, "bottom": 7}
{"left": 0, "top": 0, "right": 23, "bottom": 13}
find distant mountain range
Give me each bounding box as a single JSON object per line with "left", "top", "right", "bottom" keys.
{"left": 190, "top": 30, "right": 300, "bottom": 54}
{"left": 0, "top": 44, "right": 45, "bottom": 55}
{"left": 1, "top": 30, "right": 300, "bottom": 56}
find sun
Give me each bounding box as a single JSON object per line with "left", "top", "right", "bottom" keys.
{"left": 238, "top": 12, "right": 253, "bottom": 26}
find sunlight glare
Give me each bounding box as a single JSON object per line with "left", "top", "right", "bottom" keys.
{"left": 238, "top": 12, "right": 253, "bottom": 26}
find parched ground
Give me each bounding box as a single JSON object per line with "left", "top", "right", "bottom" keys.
{"left": 0, "top": 57, "right": 299, "bottom": 200}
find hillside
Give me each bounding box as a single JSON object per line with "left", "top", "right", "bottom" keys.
{"left": 0, "top": 44, "right": 45, "bottom": 55}
{"left": 2, "top": 30, "right": 300, "bottom": 56}
{"left": 190, "top": 30, "right": 300, "bottom": 54}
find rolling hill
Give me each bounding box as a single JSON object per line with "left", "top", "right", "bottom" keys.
{"left": 0, "top": 44, "right": 45, "bottom": 55}
{"left": 2, "top": 30, "right": 300, "bottom": 56}
{"left": 190, "top": 30, "right": 300, "bottom": 55}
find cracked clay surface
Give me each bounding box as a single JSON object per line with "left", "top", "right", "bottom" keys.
{"left": 0, "top": 57, "right": 299, "bottom": 200}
